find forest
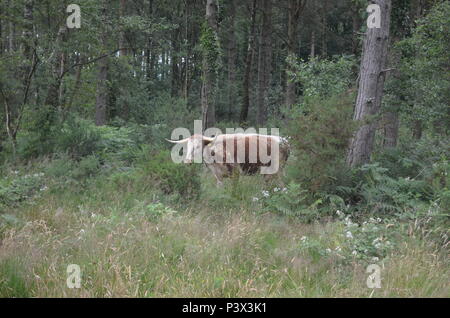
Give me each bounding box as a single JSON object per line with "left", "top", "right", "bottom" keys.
{"left": 0, "top": 0, "right": 449, "bottom": 297}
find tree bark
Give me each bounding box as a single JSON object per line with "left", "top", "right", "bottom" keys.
{"left": 118, "top": 0, "right": 128, "bottom": 56}
{"left": 201, "top": 0, "right": 218, "bottom": 130}
{"left": 227, "top": 0, "right": 237, "bottom": 121}
{"left": 239, "top": 0, "right": 257, "bottom": 125}
{"left": 310, "top": 30, "right": 315, "bottom": 58}
{"left": 44, "top": 25, "right": 67, "bottom": 109}
{"left": 321, "top": 0, "right": 328, "bottom": 57}
{"left": 347, "top": 0, "right": 392, "bottom": 167}
{"left": 256, "top": 0, "right": 272, "bottom": 125}
{"left": 95, "top": 1, "right": 109, "bottom": 126}
{"left": 285, "top": 0, "right": 306, "bottom": 108}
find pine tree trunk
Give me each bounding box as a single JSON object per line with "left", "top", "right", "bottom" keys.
{"left": 44, "top": 25, "right": 67, "bottom": 109}
{"left": 239, "top": 0, "right": 257, "bottom": 125}
{"left": 227, "top": 0, "right": 237, "bottom": 121}
{"left": 285, "top": 0, "right": 305, "bottom": 108}
{"left": 201, "top": 0, "right": 218, "bottom": 130}
{"left": 256, "top": 0, "right": 272, "bottom": 125}
{"left": 347, "top": 0, "right": 392, "bottom": 167}
{"left": 119, "top": 0, "right": 127, "bottom": 56}
{"left": 321, "top": 0, "right": 328, "bottom": 57}
{"left": 95, "top": 1, "right": 109, "bottom": 126}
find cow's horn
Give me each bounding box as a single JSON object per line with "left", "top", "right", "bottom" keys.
{"left": 202, "top": 136, "right": 215, "bottom": 142}
{"left": 166, "top": 137, "right": 190, "bottom": 144}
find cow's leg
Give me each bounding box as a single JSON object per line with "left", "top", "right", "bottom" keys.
{"left": 207, "top": 164, "right": 225, "bottom": 186}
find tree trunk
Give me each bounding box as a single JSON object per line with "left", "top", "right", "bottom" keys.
{"left": 95, "top": 1, "right": 109, "bottom": 126}
{"left": 239, "top": 0, "right": 257, "bottom": 125}
{"left": 95, "top": 56, "right": 108, "bottom": 126}
{"left": 310, "top": 30, "right": 315, "bottom": 58}
{"left": 256, "top": 0, "right": 272, "bottom": 125}
{"left": 227, "top": 0, "right": 237, "bottom": 121}
{"left": 201, "top": 0, "right": 218, "bottom": 130}
{"left": 382, "top": 110, "right": 399, "bottom": 148}
{"left": 118, "top": 0, "right": 127, "bottom": 56}
{"left": 44, "top": 25, "right": 67, "bottom": 109}
{"left": 346, "top": 0, "right": 392, "bottom": 167}
{"left": 171, "top": 27, "right": 180, "bottom": 97}
{"left": 321, "top": 0, "right": 328, "bottom": 57}
{"left": 351, "top": 4, "right": 361, "bottom": 56}
{"left": 285, "top": 0, "right": 306, "bottom": 108}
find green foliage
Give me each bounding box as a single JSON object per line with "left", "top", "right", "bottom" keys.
{"left": 394, "top": 1, "right": 450, "bottom": 134}
{"left": 0, "top": 172, "right": 45, "bottom": 208}
{"left": 287, "top": 94, "right": 356, "bottom": 193}
{"left": 355, "top": 163, "right": 427, "bottom": 214}
{"left": 143, "top": 202, "right": 177, "bottom": 221}
{"left": 200, "top": 22, "right": 221, "bottom": 74}
{"left": 140, "top": 150, "right": 201, "bottom": 199}
{"left": 258, "top": 183, "right": 321, "bottom": 222}
{"left": 286, "top": 55, "right": 356, "bottom": 99}
{"left": 336, "top": 213, "right": 397, "bottom": 262}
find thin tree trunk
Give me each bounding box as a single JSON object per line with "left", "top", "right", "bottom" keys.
{"left": 95, "top": 1, "right": 109, "bottom": 126}
{"left": 171, "top": 28, "right": 180, "bottom": 97}
{"left": 347, "top": 0, "right": 392, "bottom": 167}
{"left": 45, "top": 25, "right": 67, "bottom": 109}
{"left": 119, "top": 0, "right": 127, "bottom": 56}
{"left": 239, "top": 0, "right": 257, "bottom": 124}
{"left": 227, "top": 0, "right": 237, "bottom": 121}
{"left": 256, "top": 0, "right": 272, "bottom": 125}
{"left": 310, "top": 30, "right": 315, "bottom": 58}
{"left": 351, "top": 4, "right": 361, "bottom": 55}
{"left": 285, "top": 0, "right": 306, "bottom": 108}
{"left": 201, "top": 0, "right": 218, "bottom": 130}
{"left": 321, "top": 0, "right": 328, "bottom": 57}
{"left": 382, "top": 110, "right": 399, "bottom": 148}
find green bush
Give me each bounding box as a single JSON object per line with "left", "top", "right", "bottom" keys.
{"left": 287, "top": 94, "right": 356, "bottom": 194}
{"left": 0, "top": 173, "right": 45, "bottom": 208}
{"left": 140, "top": 150, "right": 201, "bottom": 199}
{"left": 71, "top": 155, "right": 101, "bottom": 179}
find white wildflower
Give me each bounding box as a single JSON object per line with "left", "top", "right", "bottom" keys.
{"left": 252, "top": 197, "right": 259, "bottom": 202}
{"left": 282, "top": 187, "right": 287, "bottom": 192}
{"left": 40, "top": 186, "right": 48, "bottom": 192}
{"left": 371, "top": 257, "right": 379, "bottom": 262}
{"left": 273, "top": 187, "right": 280, "bottom": 192}
{"left": 346, "top": 231, "right": 353, "bottom": 239}
{"left": 336, "top": 210, "right": 344, "bottom": 217}
{"left": 326, "top": 248, "right": 332, "bottom": 253}
{"left": 335, "top": 246, "right": 342, "bottom": 252}
{"left": 262, "top": 190, "right": 270, "bottom": 198}
{"left": 300, "top": 236, "right": 308, "bottom": 243}
{"left": 352, "top": 250, "right": 358, "bottom": 256}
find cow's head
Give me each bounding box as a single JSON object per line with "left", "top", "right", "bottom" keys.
{"left": 166, "top": 134, "right": 214, "bottom": 163}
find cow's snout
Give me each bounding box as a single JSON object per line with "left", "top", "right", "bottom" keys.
{"left": 183, "top": 158, "right": 193, "bottom": 164}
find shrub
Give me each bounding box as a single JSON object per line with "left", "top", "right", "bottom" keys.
{"left": 140, "top": 150, "right": 201, "bottom": 199}
{"left": 71, "top": 155, "right": 101, "bottom": 179}
{"left": 256, "top": 183, "right": 322, "bottom": 222}
{"left": 0, "top": 172, "right": 45, "bottom": 208}
{"left": 287, "top": 94, "right": 356, "bottom": 194}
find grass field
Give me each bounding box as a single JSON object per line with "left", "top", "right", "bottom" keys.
{"left": 0, "top": 160, "right": 448, "bottom": 298}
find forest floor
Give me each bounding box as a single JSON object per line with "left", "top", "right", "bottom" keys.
{"left": 0, "top": 160, "right": 448, "bottom": 297}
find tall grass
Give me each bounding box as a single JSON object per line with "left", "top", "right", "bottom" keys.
{"left": 0, "top": 165, "right": 448, "bottom": 297}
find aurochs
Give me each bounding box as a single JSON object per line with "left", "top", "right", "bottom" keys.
{"left": 167, "top": 133, "right": 290, "bottom": 185}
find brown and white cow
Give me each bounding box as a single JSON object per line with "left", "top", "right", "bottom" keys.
{"left": 167, "top": 134, "right": 290, "bottom": 185}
